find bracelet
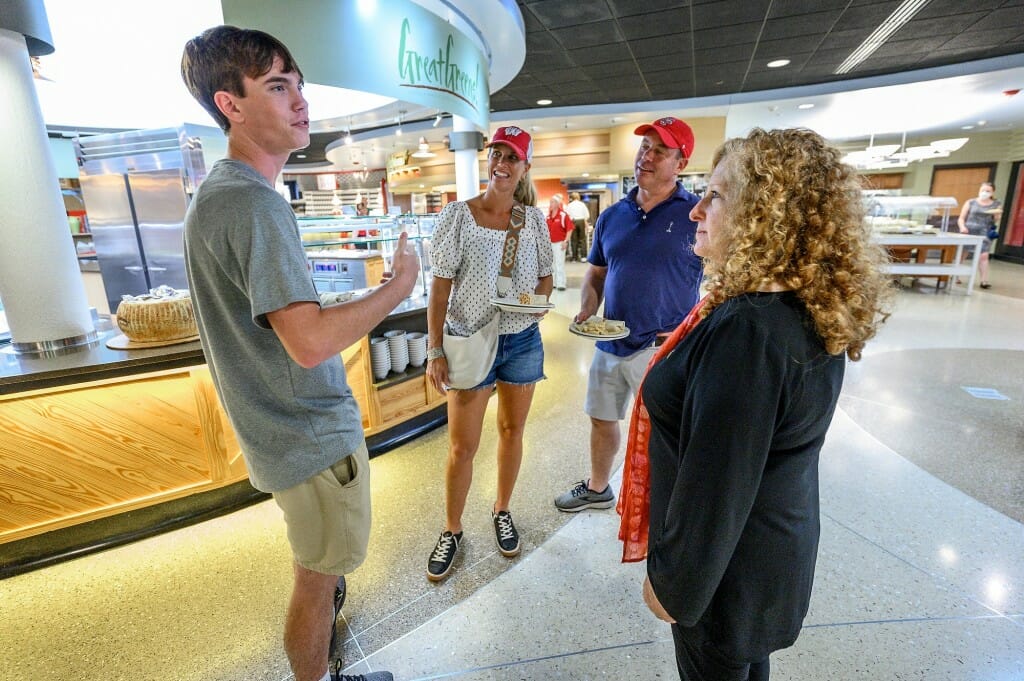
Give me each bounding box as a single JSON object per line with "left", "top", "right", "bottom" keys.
{"left": 426, "top": 346, "right": 446, "bottom": 361}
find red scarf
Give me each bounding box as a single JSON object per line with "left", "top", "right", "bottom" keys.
{"left": 617, "top": 297, "right": 708, "bottom": 563}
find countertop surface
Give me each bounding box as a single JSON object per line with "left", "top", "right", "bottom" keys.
{"left": 0, "top": 291, "right": 429, "bottom": 395}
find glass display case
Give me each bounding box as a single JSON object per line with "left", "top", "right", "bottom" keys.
{"left": 863, "top": 194, "right": 959, "bottom": 232}
{"left": 297, "top": 213, "right": 437, "bottom": 295}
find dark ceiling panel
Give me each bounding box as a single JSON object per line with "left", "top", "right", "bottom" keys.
{"left": 522, "top": 0, "right": 613, "bottom": 29}
{"left": 567, "top": 41, "right": 635, "bottom": 66}
{"left": 608, "top": 0, "right": 689, "bottom": 17}
{"left": 638, "top": 53, "right": 693, "bottom": 72}
{"left": 693, "top": 21, "right": 766, "bottom": 49}
{"left": 694, "top": 44, "right": 757, "bottom": 66}
{"left": 769, "top": 0, "right": 852, "bottom": 17}
{"left": 617, "top": 8, "right": 690, "bottom": 40}
{"left": 550, "top": 20, "right": 624, "bottom": 49}
{"left": 761, "top": 13, "right": 842, "bottom": 41}
{"left": 631, "top": 34, "right": 691, "bottom": 58}
{"left": 917, "top": 0, "right": 1006, "bottom": 18}
{"left": 581, "top": 58, "right": 643, "bottom": 78}
{"left": 691, "top": 0, "right": 772, "bottom": 30}
{"left": 831, "top": 3, "right": 903, "bottom": 32}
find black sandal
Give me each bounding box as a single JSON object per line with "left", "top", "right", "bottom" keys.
{"left": 980, "top": 282, "right": 992, "bottom": 289}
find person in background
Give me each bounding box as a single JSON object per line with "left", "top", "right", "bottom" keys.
{"left": 546, "top": 193, "right": 574, "bottom": 291}
{"left": 957, "top": 181, "right": 1002, "bottom": 289}
{"left": 565, "top": 191, "right": 591, "bottom": 261}
{"left": 181, "top": 25, "right": 416, "bottom": 681}
{"left": 424, "top": 125, "right": 553, "bottom": 581}
{"left": 554, "top": 117, "right": 703, "bottom": 513}
{"left": 355, "top": 198, "right": 370, "bottom": 216}
{"left": 638, "top": 128, "right": 892, "bottom": 680}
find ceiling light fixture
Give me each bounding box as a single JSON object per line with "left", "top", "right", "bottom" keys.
{"left": 798, "top": 103, "right": 815, "bottom": 110}
{"left": 433, "top": 113, "right": 443, "bottom": 127}
{"left": 766, "top": 59, "right": 790, "bottom": 68}
{"left": 842, "top": 133, "right": 969, "bottom": 169}
{"left": 411, "top": 137, "right": 436, "bottom": 159}
{"left": 395, "top": 110, "right": 405, "bottom": 136}
{"left": 537, "top": 99, "right": 552, "bottom": 106}
{"left": 835, "top": 0, "right": 931, "bottom": 75}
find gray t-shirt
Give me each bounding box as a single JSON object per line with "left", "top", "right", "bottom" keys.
{"left": 183, "top": 159, "right": 363, "bottom": 492}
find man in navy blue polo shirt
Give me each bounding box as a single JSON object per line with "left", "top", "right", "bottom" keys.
{"left": 555, "top": 117, "right": 703, "bottom": 512}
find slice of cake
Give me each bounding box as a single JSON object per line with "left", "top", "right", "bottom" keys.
{"left": 517, "top": 292, "right": 548, "bottom": 305}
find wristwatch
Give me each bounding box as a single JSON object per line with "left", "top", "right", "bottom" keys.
{"left": 426, "top": 346, "right": 446, "bottom": 362}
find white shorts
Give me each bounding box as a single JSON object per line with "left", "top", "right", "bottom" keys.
{"left": 584, "top": 346, "right": 657, "bottom": 421}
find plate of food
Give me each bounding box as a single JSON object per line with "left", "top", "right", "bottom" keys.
{"left": 569, "top": 316, "right": 630, "bottom": 340}
{"left": 490, "top": 293, "right": 555, "bottom": 313}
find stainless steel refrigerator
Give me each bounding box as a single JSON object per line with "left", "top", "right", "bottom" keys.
{"left": 75, "top": 125, "right": 226, "bottom": 313}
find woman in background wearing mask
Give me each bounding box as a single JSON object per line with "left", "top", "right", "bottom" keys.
{"left": 957, "top": 181, "right": 1002, "bottom": 289}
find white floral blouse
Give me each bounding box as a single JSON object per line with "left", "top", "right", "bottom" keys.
{"left": 432, "top": 201, "right": 553, "bottom": 337}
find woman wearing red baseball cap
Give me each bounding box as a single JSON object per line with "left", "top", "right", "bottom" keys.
{"left": 424, "top": 125, "right": 553, "bottom": 581}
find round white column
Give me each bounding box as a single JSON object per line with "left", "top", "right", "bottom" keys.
{"left": 452, "top": 114, "right": 483, "bottom": 201}
{"left": 0, "top": 28, "right": 95, "bottom": 352}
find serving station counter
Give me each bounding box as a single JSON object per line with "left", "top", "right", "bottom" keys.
{"left": 0, "top": 294, "right": 444, "bottom": 577}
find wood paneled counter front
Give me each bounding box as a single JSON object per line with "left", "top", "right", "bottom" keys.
{"left": 0, "top": 295, "right": 444, "bottom": 576}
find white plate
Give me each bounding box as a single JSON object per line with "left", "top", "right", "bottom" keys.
{"left": 568, "top": 323, "right": 630, "bottom": 341}
{"left": 490, "top": 298, "right": 555, "bottom": 313}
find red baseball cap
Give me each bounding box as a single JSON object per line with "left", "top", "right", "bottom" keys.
{"left": 634, "top": 117, "right": 695, "bottom": 159}
{"left": 487, "top": 125, "right": 533, "bottom": 162}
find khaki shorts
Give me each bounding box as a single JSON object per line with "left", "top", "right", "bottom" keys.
{"left": 584, "top": 346, "right": 656, "bottom": 421}
{"left": 272, "top": 441, "right": 372, "bottom": 576}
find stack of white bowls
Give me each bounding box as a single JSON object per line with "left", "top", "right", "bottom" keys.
{"left": 406, "top": 331, "right": 428, "bottom": 367}
{"left": 384, "top": 329, "right": 409, "bottom": 374}
{"left": 369, "top": 337, "right": 391, "bottom": 380}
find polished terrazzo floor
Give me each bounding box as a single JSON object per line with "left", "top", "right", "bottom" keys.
{"left": 2, "top": 259, "right": 1022, "bottom": 681}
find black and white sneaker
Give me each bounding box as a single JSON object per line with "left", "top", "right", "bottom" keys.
{"left": 333, "top": 672, "right": 394, "bottom": 680}
{"left": 329, "top": 576, "right": 347, "bottom": 679}
{"left": 492, "top": 510, "right": 521, "bottom": 557}
{"left": 426, "top": 530, "right": 463, "bottom": 582}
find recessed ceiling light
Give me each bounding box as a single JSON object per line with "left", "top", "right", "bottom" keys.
{"left": 296, "top": 154, "right": 307, "bottom": 158}
{"left": 977, "top": 120, "right": 987, "bottom": 126}
{"left": 962, "top": 125, "right": 975, "bottom": 130}
{"left": 582, "top": 172, "right": 590, "bottom": 177}
{"left": 767, "top": 59, "right": 790, "bottom": 68}
{"left": 798, "top": 103, "right": 815, "bottom": 110}
{"left": 537, "top": 99, "right": 552, "bottom": 106}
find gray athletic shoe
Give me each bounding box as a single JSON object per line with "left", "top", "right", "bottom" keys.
{"left": 554, "top": 479, "right": 615, "bottom": 512}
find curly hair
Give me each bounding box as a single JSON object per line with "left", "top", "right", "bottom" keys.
{"left": 700, "top": 128, "right": 893, "bottom": 361}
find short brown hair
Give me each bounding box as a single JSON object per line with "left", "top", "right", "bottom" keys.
{"left": 181, "top": 25, "right": 303, "bottom": 132}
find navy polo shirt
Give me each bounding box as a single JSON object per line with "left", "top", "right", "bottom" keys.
{"left": 588, "top": 182, "right": 703, "bottom": 357}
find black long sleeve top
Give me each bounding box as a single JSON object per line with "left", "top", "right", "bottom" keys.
{"left": 643, "top": 291, "right": 845, "bottom": 662}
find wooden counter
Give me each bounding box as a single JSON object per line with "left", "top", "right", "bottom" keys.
{"left": 0, "top": 295, "right": 445, "bottom": 577}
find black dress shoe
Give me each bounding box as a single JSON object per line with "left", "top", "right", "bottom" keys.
{"left": 980, "top": 282, "right": 991, "bottom": 289}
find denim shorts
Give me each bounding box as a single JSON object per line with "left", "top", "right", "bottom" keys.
{"left": 467, "top": 323, "right": 545, "bottom": 390}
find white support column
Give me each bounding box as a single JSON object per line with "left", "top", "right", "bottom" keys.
{"left": 451, "top": 114, "right": 484, "bottom": 201}
{"left": 0, "top": 27, "right": 95, "bottom": 351}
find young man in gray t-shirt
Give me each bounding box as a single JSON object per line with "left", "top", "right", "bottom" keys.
{"left": 181, "top": 26, "right": 417, "bottom": 681}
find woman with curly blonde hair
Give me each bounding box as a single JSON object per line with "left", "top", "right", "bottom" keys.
{"left": 633, "top": 128, "right": 892, "bottom": 680}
